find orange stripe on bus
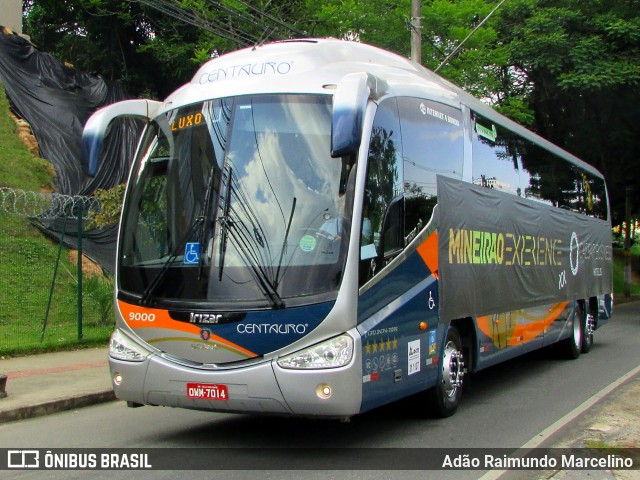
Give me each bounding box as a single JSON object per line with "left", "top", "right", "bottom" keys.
{"left": 117, "top": 300, "right": 257, "bottom": 357}
{"left": 417, "top": 231, "right": 439, "bottom": 279}
{"left": 477, "top": 302, "right": 569, "bottom": 348}
{"left": 508, "top": 301, "right": 569, "bottom": 346}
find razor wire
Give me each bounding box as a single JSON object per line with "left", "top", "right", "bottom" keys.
{"left": 0, "top": 187, "right": 101, "bottom": 220}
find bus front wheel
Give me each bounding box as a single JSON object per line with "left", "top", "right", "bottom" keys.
{"left": 427, "top": 325, "right": 465, "bottom": 417}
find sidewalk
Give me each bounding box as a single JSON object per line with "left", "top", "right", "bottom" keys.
{"left": 0, "top": 347, "right": 114, "bottom": 423}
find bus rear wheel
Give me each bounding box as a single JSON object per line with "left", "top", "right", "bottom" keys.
{"left": 427, "top": 325, "right": 465, "bottom": 417}
{"left": 559, "top": 301, "right": 584, "bottom": 359}
{"left": 582, "top": 298, "right": 597, "bottom": 354}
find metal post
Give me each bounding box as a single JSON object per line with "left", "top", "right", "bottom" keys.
{"left": 624, "top": 186, "right": 632, "bottom": 299}
{"left": 41, "top": 215, "right": 68, "bottom": 343}
{"left": 410, "top": 0, "right": 422, "bottom": 64}
{"left": 77, "top": 203, "right": 83, "bottom": 341}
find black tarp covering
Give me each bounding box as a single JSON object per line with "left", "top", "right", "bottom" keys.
{"left": 0, "top": 27, "right": 142, "bottom": 195}
{"left": 30, "top": 218, "right": 120, "bottom": 273}
{"left": 0, "top": 27, "right": 144, "bottom": 273}
{"left": 437, "top": 175, "right": 613, "bottom": 322}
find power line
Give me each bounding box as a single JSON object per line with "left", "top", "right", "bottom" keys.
{"left": 203, "top": 0, "right": 272, "bottom": 37}
{"left": 434, "top": 0, "right": 508, "bottom": 73}
{"left": 220, "top": 0, "right": 308, "bottom": 38}
{"left": 132, "top": 0, "right": 260, "bottom": 46}
{"left": 131, "top": 0, "right": 307, "bottom": 48}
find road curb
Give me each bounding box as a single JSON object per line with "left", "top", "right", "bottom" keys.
{"left": 0, "top": 390, "right": 116, "bottom": 424}
{"left": 479, "top": 366, "right": 640, "bottom": 480}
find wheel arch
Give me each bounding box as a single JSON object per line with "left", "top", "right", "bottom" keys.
{"left": 588, "top": 296, "right": 599, "bottom": 328}
{"left": 450, "top": 317, "right": 476, "bottom": 373}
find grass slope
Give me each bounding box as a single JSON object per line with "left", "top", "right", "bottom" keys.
{"left": 0, "top": 82, "right": 112, "bottom": 356}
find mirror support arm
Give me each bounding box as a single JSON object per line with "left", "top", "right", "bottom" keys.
{"left": 331, "top": 73, "right": 387, "bottom": 158}
{"left": 82, "top": 99, "right": 162, "bottom": 177}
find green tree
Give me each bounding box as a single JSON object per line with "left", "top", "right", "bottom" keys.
{"left": 23, "top": 0, "right": 318, "bottom": 98}
{"left": 306, "top": 0, "right": 411, "bottom": 54}
{"left": 24, "top": 0, "right": 175, "bottom": 96}
{"left": 415, "top": 0, "right": 639, "bottom": 224}
{"left": 22, "top": 0, "right": 640, "bottom": 223}
{"left": 496, "top": 0, "right": 640, "bottom": 223}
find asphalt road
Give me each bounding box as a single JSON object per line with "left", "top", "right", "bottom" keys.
{"left": 2, "top": 301, "right": 639, "bottom": 480}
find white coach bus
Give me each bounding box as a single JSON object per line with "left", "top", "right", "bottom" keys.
{"left": 83, "top": 38, "right": 613, "bottom": 419}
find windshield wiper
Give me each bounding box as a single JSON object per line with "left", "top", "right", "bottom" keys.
{"left": 144, "top": 161, "right": 220, "bottom": 303}
{"left": 229, "top": 222, "right": 285, "bottom": 309}
{"left": 141, "top": 216, "right": 203, "bottom": 305}
{"left": 198, "top": 162, "right": 219, "bottom": 280}
{"left": 274, "top": 197, "right": 296, "bottom": 290}
{"left": 217, "top": 167, "right": 285, "bottom": 309}
{"left": 218, "top": 167, "right": 233, "bottom": 281}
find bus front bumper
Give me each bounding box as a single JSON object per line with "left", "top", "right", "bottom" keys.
{"left": 108, "top": 342, "right": 362, "bottom": 418}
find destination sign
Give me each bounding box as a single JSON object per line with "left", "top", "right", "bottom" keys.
{"left": 171, "top": 112, "right": 204, "bottom": 131}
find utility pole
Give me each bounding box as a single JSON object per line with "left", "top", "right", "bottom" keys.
{"left": 411, "top": 0, "right": 422, "bottom": 64}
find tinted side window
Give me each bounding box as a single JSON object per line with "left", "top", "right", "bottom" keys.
{"left": 520, "top": 153, "right": 607, "bottom": 219}
{"left": 360, "top": 98, "right": 404, "bottom": 284}
{"left": 472, "top": 112, "right": 607, "bottom": 220}
{"left": 472, "top": 113, "right": 523, "bottom": 196}
{"left": 399, "top": 98, "right": 463, "bottom": 243}
{"left": 572, "top": 167, "right": 607, "bottom": 219}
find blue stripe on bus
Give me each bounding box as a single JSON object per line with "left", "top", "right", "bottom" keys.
{"left": 358, "top": 249, "right": 442, "bottom": 413}
{"left": 201, "top": 301, "right": 333, "bottom": 355}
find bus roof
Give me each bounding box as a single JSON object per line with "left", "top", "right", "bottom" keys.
{"left": 162, "top": 38, "right": 602, "bottom": 180}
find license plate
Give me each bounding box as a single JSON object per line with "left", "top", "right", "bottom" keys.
{"left": 186, "top": 383, "right": 229, "bottom": 401}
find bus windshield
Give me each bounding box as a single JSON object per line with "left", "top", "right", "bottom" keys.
{"left": 119, "top": 94, "right": 355, "bottom": 309}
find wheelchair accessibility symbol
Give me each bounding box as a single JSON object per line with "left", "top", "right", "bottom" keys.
{"left": 428, "top": 291, "right": 436, "bottom": 310}
{"left": 184, "top": 242, "right": 200, "bottom": 265}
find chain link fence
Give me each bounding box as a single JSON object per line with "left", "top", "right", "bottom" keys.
{"left": 0, "top": 188, "right": 114, "bottom": 356}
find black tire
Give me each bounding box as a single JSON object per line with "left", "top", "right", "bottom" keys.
{"left": 426, "top": 325, "right": 465, "bottom": 417}
{"left": 559, "top": 301, "right": 584, "bottom": 359}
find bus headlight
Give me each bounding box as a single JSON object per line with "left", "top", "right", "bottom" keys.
{"left": 277, "top": 334, "right": 353, "bottom": 369}
{"left": 109, "top": 329, "right": 149, "bottom": 362}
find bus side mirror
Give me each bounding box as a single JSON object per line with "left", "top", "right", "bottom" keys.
{"left": 82, "top": 99, "right": 161, "bottom": 177}
{"left": 331, "top": 72, "right": 387, "bottom": 158}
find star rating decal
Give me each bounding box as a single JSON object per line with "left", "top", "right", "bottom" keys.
{"left": 365, "top": 337, "right": 398, "bottom": 355}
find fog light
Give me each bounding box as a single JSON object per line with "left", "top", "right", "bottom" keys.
{"left": 113, "top": 372, "right": 123, "bottom": 386}
{"left": 316, "top": 384, "right": 332, "bottom": 399}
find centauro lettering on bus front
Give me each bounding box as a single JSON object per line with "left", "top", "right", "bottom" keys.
{"left": 83, "top": 38, "right": 612, "bottom": 420}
